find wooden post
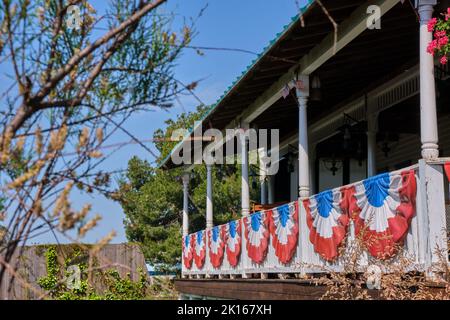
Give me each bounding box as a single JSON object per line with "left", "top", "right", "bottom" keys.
{"left": 267, "top": 175, "right": 275, "bottom": 204}
{"left": 290, "top": 158, "right": 299, "bottom": 201}
{"left": 296, "top": 75, "right": 310, "bottom": 198}
{"left": 418, "top": 160, "right": 449, "bottom": 277}
{"left": 260, "top": 176, "right": 267, "bottom": 204}
{"left": 259, "top": 148, "right": 268, "bottom": 205}
{"left": 367, "top": 113, "right": 378, "bottom": 177}
{"left": 240, "top": 131, "right": 250, "bottom": 216}
{"left": 417, "top": 0, "right": 439, "bottom": 160}
{"left": 206, "top": 164, "right": 213, "bottom": 229}
{"left": 205, "top": 165, "right": 213, "bottom": 278}
{"left": 182, "top": 173, "right": 190, "bottom": 237}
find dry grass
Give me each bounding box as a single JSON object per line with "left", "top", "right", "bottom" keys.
{"left": 309, "top": 229, "right": 450, "bottom": 300}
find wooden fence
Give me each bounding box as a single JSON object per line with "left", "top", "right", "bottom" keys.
{"left": 0, "top": 243, "right": 147, "bottom": 300}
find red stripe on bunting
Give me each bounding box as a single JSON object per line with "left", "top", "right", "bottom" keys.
{"left": 350, "top": 169, "right": 417, "bottom": 259}
{"left": 444, "top": 162, "right": 450, "bottom": 182}
{"left": 193, "top": 232, "right": 206, "bottom": 269}
{"left": 208, "top": 226, "right": 226, "bottom": 269}
{"left": 182, "top": 234, "right": 194, "bottom": 269}
{"left": 225, "top": 220, "right": 241, "bottom": 267}
{"left": 244, "top": 213, "right": 270, "bottom": 264}
{"left": 303, "top": 192, "right": 349, "bottom": 261}
{"left": 268, "top": 202, "right": 299, "bottom": 264}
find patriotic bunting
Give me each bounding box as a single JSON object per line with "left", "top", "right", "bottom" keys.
{"left": 182, "top": 234, "right": 194, "bottom": 269}
{"left": 184, "top": 170, "right": 417, "bottom": 274}
{"left": 444, "top": 162, "right": 450, "bottom": 182}
{"left": 268, "top": 202, "right": 299, "bottom": 263}
{"left": 303, "top": 189, "right": 349, "bottom": 261}
{"left": 350, "top": 170, "right": 417, "bottom": 259}
{"left": 244, "top": 211, "right": 270, "bottom": 264}
{"left": 193, "top": 230, "right": 206, "bottom": 268}
{"left": 225, "top": 220, "right": 242, "bottom": 267}
{"left": 208, "top": 225, "right": 225, "bottom": 268}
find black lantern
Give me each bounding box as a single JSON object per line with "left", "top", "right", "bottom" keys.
{"left": 323, "top": 155, "right": 343, "bottom": 176}
{"left": 377, "top": 132, "right": 399, "bottom": 158}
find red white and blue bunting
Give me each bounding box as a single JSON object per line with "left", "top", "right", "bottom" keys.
{"left": 182, "top": 234, "right": 194, "bottom": 269}
{"left": 268, "top": 201, "right": 299, "bottom": 264}
{"left": 225, "top": 220, "right": 241, "bottom": 267}
{"left": 184, "top": 169, "right": 417, "bottom": 272}
{"left": 208, "top": 225, "right": 225, "bottom": 268}
{"left": 303, "top": 189, "right": 349, "bottom": 261}
{"left": 444, "top": 162, "right": 450, "bottom": 182}
{"left": 349, "top": 170, "right": 417, "bottom": 259}
{"left": 193, "top": 230, "right": 206, "bottom": 268}
{"left": 244, "top": 211, "right": 270, "bottom": 264}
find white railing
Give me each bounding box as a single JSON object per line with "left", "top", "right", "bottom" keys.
{"left": 182, "top": 160, "right": 449, "bottom": 277}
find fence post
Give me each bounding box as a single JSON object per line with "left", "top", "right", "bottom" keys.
{"left": 418, "top": 160, "right": 449, "bottom": 278}
{"left": 297, "top": 199, "right": 308, "bottom": 276}
{"left": 204, "top": 228, "right": 210, "bottom": 279}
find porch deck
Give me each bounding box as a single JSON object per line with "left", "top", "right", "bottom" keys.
{"left": 175, "top": 278, "right": 448, "bottom": 300}
{"left": 175, "top": 278, "right": 335, "bottom": 300}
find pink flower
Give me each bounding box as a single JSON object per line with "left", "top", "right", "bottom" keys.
{"left": 427, "top": 39, "right": 438, "bottom": 55}
{"left": 435, "top": 30, "right": 446, "bottom": 38}
{"left": 438, "top": 35, "right": 449, "bottom": 46}
{"left": 428, "top": 18, "right": 437, "bottom": 32}
{"left": 440, "top": 55, "right": 448, "bottom": 65}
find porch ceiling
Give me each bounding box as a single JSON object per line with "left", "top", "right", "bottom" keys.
{"left": 204, "top": 0, "right": 368, "bottom": 130}
{"left": 162, "top": 0, "right": 420, "bottom": 169}
{"left": 252, "top": 2, "right": 419, "bottom": 142}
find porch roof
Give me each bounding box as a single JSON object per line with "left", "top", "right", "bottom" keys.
{"left": 160, "top": 0, "right": 419, "bottom": 169}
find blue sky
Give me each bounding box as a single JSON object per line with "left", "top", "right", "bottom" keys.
{"left": 25, "top": 0, "right": 308, "bottom": 244}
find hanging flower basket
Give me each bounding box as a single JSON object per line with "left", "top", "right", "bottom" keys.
{"left": 427, "top": 8, "right": 450, "bottom": 65}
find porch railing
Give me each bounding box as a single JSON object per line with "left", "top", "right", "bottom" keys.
{"left": 182, "top": 160, "right": 449, "bottom": 277}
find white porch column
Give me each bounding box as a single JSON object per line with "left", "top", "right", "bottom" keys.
{"left": 418, "top": 0, "right": 439, "bottom": 160}
{"left": 240, "top": 132, "right": 250, "bottom": 216}
{"left": 260, "top": 175, "right": 267, "bottom": 205}
{"left": 182, "top": 173, "right": 190, "bottom": 237}
{"left": 206, "top": 165, "right": 213, "bottom": 228}
{"left": 267, "top": 175, "right": 275, "bottom": 204}
{"left": 259, "top": 148, "right": 268, "bottom": 204}
{"left": 290, "top": 158, "right": 299, "bottom": 201}
{"left": 296, "top": 75, "right": 310, "bottom": 198}
{"left": 367, "top": 113, "right": 378, "bottom": 177}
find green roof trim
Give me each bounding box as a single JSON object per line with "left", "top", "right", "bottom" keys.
{"left": 159, "top": 0, "right": 317, "bottom": 169}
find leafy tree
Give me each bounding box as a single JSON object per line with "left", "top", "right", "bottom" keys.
{"left": 0, "top": 0, "right": 195, "bottom": 287}
{"left": 116, "top": 106, "right": 258, "bottom": 271}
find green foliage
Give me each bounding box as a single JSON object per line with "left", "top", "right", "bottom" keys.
{"left": 153, "top": 104, "right": 211, "bottom": 162}
{"left": 37, "top": 245, "right": 95, "bottom": 300}
{"left": 116, "top": 106, "right": 258, "bottom": 272}
{"left": 0, "top": 196, "right": 4, "bottom": 212}
{"left": 37, "top": 246, "right": 175, "bottom": 300}
{"left": 37, "top": 246, "right": 59, "bottom": 294}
